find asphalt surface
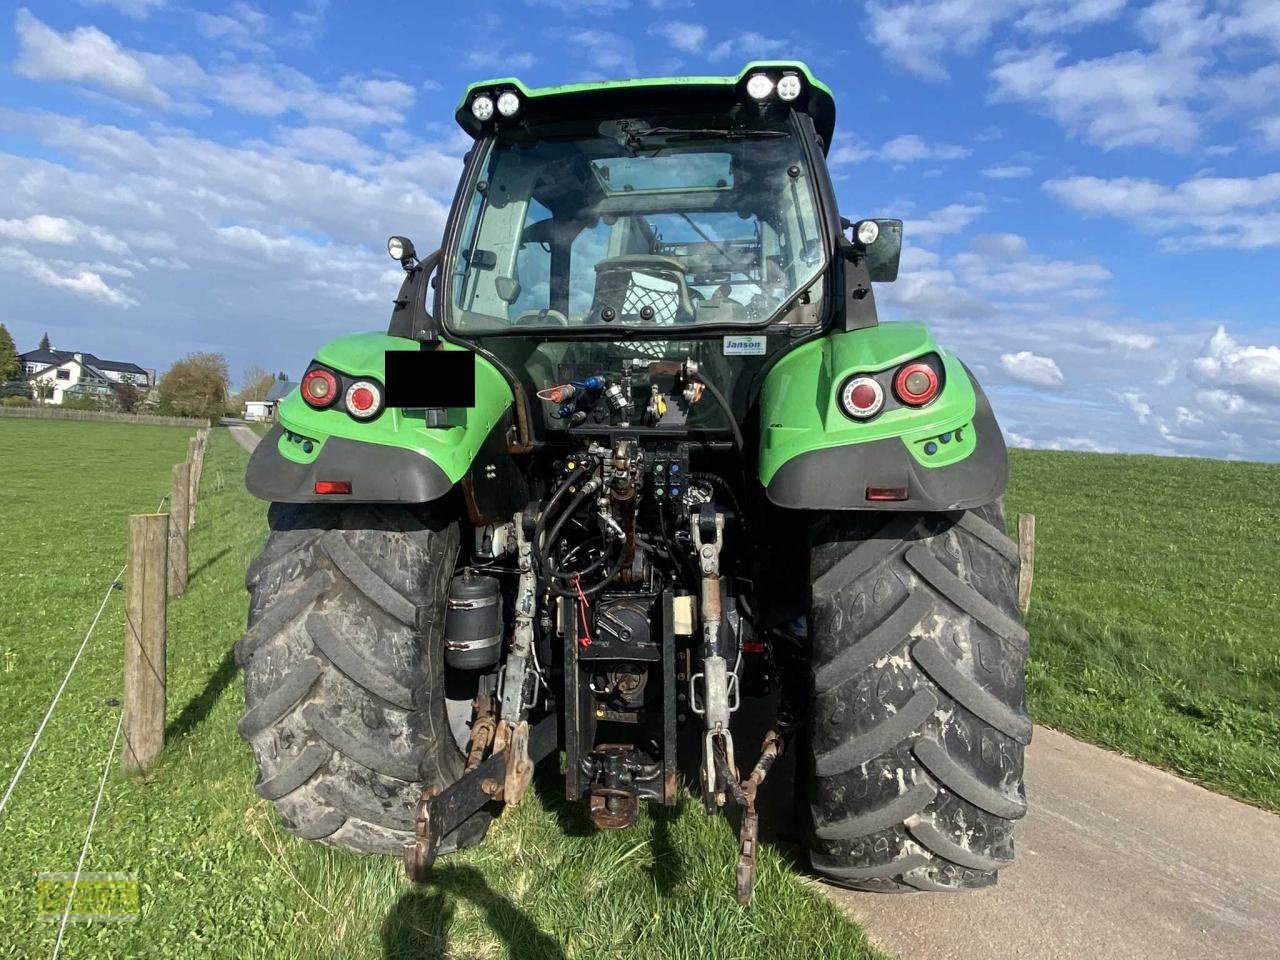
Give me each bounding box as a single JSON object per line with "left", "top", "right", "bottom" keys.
{"left": 226, "top": 421, "right": 260, "bottom": 454}
{"left": 822, "top": 726, "right": 1280, "bottom": 960}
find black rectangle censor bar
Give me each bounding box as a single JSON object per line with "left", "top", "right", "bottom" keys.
{"left": 384, "top": 350, "right": 476, "bottom": 408}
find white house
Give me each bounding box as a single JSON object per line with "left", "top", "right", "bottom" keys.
{"left": 21, "top": 348, "right": 153, "bottom": 405}
{"left": 243, "top": 379, "right": 296, "bottom": 421}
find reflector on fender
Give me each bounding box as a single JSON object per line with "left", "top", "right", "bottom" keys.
{"left": 866, "top": 485, "right": 908, "bottom": 501}
{"left": 315, "top": 480, "right": 352, "bottom": 495}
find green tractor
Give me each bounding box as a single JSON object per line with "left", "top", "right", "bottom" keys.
{"left": 239, "top": 62, "right": 1029, "bottom": 902}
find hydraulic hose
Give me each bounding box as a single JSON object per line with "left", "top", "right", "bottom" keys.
{"left": 540, "top": 481, "right": 599, "bottom": 578}
{"left": 696, "top": 372, "right": 744, "bottom": 454}
{"left": 533, "top": 461, "right": 593, "bottom": 572}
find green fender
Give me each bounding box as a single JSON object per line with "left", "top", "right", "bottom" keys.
{"left": 758, "top": 322, "right": 1007, "bottom": 511}
{"left": 245, "top": 333, "right": 515, "bottom": 504}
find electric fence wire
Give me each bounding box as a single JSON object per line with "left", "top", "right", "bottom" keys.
{"left": 49, "top": 709, "right": 125, "bottom": 960}
{"left": 0, "top": 562, "right": 127, "bottom": 820}
{"left": 0, "top": 492, "right": 167, "bottom": 819}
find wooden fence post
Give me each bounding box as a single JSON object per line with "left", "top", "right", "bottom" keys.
{"left": 1017, "top": 513, "right": 1036, "bottom": 616}
{"left": 186, "top": 435, "right": 201, "bottom": 531}
{"left": 168, "top": 461, "right": 190, "bottom": 597}
{"left": 123, "top": 513, "right": 168, "bottom": 774}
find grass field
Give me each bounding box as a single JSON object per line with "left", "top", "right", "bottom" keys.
{"left": 2, "top": 421, "right": 1276, "bottom": 958}
{"left": 0, "top": 421, "right": 878, "bottom": 960}
{"left": 1005, "top": 449, "right": 1280, "bottom": 811}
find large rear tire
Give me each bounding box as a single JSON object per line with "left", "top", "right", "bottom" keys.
{"left": 805, "top": 502, "right": 1030, "bottom": 892}
{"left": 236, "top": 502, "right": 486, "bottom": 855}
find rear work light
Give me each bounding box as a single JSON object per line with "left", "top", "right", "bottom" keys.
{"left": 838, "top": 375, "right": 884, "bottom": 420}
{"left": 301, "top": 368, "right": 338, "bottom": 408}
{"left": 894, "top": 361, "right": 940, "bottom": 406}
{"left": 314, "top": 480, "right": 351, "bottom": 495}
{"left": 344, "top": 379, "right": 382, "bottom": 419}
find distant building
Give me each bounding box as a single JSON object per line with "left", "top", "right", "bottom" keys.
{"left": 21, "top": 348, "right": 153, "bottom": 405}
{"left": 244, "top": 379, "right": 296, "bottom": 421}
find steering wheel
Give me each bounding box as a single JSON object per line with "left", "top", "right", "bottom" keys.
{"left": 513, "top": 308, "right": 570, "bottom": 327}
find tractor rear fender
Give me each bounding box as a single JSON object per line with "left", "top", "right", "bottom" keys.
{"left": 245, "top": 333, "right": 515, "bottom": 504}
{"left": 758, "top": 321, "right": 1007, "bottom": 511}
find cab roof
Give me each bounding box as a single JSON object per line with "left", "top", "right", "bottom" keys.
{"left": 455, "top": 61, "right": 836, "bottom": 152}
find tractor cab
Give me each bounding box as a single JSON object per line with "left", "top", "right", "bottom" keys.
{"left": 393, "top": 64, "right": 902, "bottom": 446}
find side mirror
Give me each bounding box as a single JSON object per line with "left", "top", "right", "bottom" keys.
{"left": 842, "top": 219, "right": 903, "bottom": 283}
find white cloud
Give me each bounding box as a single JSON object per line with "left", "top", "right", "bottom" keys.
{"left": 705, "top": 31, "right": 790, "bottom": 62}
{"left": 865, "top": 0, "right": 1124, "bottom": 80}
{"left": 1257, "top": 115, "right": 1280, "bottom": 149}
{"left": 1098, "top": 328, "right": 1158, "bottom": 351}
{"left": 465, "top": 46, "right": 537, "bottom": 72}
{"left": 982, "top": 163, "right": 1032, "bottom": 179}
{"left": 568, "top": 29, "right": 636, "bottom": 75}
{"left": 1175, "top": 405, "right": 1204, "bottom": 427}
{"left": 0, "top": 214, "right": 130, "bottom": 255}
{"left": 1194, "top": 388, "right": 1256, "bottom": 417}
{"left": 15, "top": 10, "right": 411, "bottom": 127}
{"left": 15, "top": 8, "right": 169, "bottom": 105}
{"left": 954, "top": 236, "right": 1111, "bottom": 299}
{"left": 991, "top": 46, "right": 1201, "bottom": 150}
{"left": 196, "top": 2, "right": 270, "bottom": 52}
{"left": 907, "top": 203, "right": 985, "bottom": 240}
{"left": 1044, "top": 172, "right": 1280, "bottom": 249}
{"left": 1120, "top": 390, "right": 1153, "bottom": 423}
{"left": 79, "top": 0, "right": 166, "bottom": 19}
{"left": 526, "top": 0, "right": 631, "bottom": 10}
{"left": 1190, "top": 326, "right": 1280, "bottom": 403}
{"left": 831, "top": 133, "right": 971, "bottom": 166}
{"left": 1000, "top": 350, "right": 1065, "bottom": 387}
{"left": 0, "top": 245, "right": 137, "bottom": 307}
{"left": 1044, "top": 435, "right": 1118, "bottom": 453}
{"left": 880, "top": 134, "right": 971, "bottom": 163}
{"left": 650, "top": 21, "right": 707, "bottom": 53}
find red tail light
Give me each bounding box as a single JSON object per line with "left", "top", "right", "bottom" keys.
{"left": 866, "top": 485, "right": 909, "bottom": 501}
{"left": 344, "top": 379, "right": 382, "bottom": 419}
{"left": 301, "top": 368, "right": 338, "bottom": 408}
{"left": 314, "top": 480, "right": 352, "bottom": 495}
{"left": 894, "top": 362, "right": 940, "bottom": 406}
{"left": 838, "top": 375, "right": 885, "bottom": 420}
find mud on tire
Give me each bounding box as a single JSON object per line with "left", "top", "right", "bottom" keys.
{"left": 236, "top": 502, "right": 486, "bottom": 855}
{"left": 805, "top": 501, "right": 1030, "bottom": 892}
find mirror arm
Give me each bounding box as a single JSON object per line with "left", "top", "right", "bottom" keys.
{"left": 409, "top": 248, "right": 445, "bottom": 344}
{"left": 838, "top": 238, "right": 878, "bottom": 331}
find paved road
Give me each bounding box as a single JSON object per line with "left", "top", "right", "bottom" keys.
{"left": 227, "top": 422, "right": 260, "bottom": 454}
{"left": 822, "top": 726, "right": 1280, "bottom": 960}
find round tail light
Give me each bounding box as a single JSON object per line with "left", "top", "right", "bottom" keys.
{"left": 894, "top": 362, "right": 940, "bottom": 406}
{"left": 838, "top": 375, "right": 885, "bottom": 420}
{"left": 301, "top": 368, "right": 338, "bottom": 408}
{"left": 344, "top": 379, "right": 382, "bottom": 419}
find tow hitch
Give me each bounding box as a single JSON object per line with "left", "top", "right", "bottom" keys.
{"left": 404, "top": 712, "right": 559, "bottom": 882}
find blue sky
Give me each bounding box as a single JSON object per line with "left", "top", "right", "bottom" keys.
{"left": 1, "top": 0, "right": 1277, "bottom": 459}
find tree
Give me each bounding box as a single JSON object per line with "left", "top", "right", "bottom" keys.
{"left": 156, "top": 352, "right": 229, "bottom": 419}
{"left": 113, "top": 381, "right": 142, "bottom": 413}
{"left": 232, "top": 364, "right": 277, "bottom": 413}
{"left": 38, "top": 332, "right": 51, "bottom": 351}
{"left": 0, "top": 324, "right": 18, "bottom": 382}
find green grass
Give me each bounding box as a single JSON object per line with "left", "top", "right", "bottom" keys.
{"left": 0, "top": 422, "right": 878, "bottom": 960}
{"left": 5, "top": 422, "right": 1276, "bottom": 958}
{"left": 1005, "top": 449, "right": 1280, "bottom": 810}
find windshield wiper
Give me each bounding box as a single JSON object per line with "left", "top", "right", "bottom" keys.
{"left": 634, "top": 126, "right": 788, "bottom": 144}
